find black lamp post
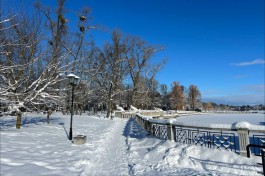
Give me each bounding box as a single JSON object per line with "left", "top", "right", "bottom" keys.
{"left": 110, "top": 98, "right": 113, "bottom": 119}
{"left": 67, "top": 73, "right": 80, "bottom": 140}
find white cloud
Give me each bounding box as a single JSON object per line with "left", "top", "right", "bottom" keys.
{"left": 230, "top": 59, "right": 265, "bottom": 66}
{"left": 202, "top": 84, "right": 265, "bottom": 105}
{"left": 202, "top": 94, "right": 264, "bottom": 106}
{"left": 240, "top": 84, "right": 265, "bottom": 92}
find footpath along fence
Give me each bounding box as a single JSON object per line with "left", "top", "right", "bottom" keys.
{"left": 135, "top": 114, "right": 265, "bottom": 157}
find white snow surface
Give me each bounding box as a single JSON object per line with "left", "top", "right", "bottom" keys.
{"left": 174, "top": 113, "right": 265, "bottom": 130}
{"left": 130, "top": 105, "right": 139, "bottom": 112}
{"left": 0, "top": 113, "right": 263, "bottom": 176}
{"left": 116, "top": 105, "right": 125, "bottom": 112}
{"left": 175, "top": 113, "right": 264, "bottom": 125}
{"left": 234, "top": 121, "right": 252, "bottom": 129}
{"left": 137, "top": 113, "right": 265, "bottom": 131}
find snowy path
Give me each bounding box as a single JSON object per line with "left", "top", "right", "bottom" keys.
{"left": 81, "top": 119, "right": 129, "bottom": 175}
{"left": 0, "top": 115, "right": 132, "bottom": 176}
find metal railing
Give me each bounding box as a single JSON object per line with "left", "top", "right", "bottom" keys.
{"left": 135, "top": 114, "right": 265, "bottom": 156}
{"left": 247, "top": 145, "right": 265, "bottom": 176}
{"left": 114, "top": 111, "right": 134, "bottom": 118}
{"left": 174, "top": 127, "right": 237, "bottom": 152}
{"left": 121, "top": 113, "right": 134, "bottom": 118}
{"left": 252, "top": 134, "right": 265, "bottom": 156}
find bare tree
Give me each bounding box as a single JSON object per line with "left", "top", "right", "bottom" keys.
{"left": 0, "top": 1, "right": 49, "bottom": 111}
{"left": 170, "top": 81, "right": 185, "bottom": 110}
{"left": 1, "top": 0, "right": 168, "bottom": 114}
{"left": 93, "top": 31, "right": 129, "bottom": 117}
{"left": 203, "top": 102, "right": 213, "bottom": 111}
{"left": 132, "top": 76, "right": 150, "bottom": 109}
{"left": 126, "top": 36, "right": 166, "bottom": 108}
{"left": 0, "top": 0, "right": 93, "bottom": 112}
{"left": 160, "top": 84, "right": 170, "bottom": 110}
{"left": 148, "top": 78, "right": 161, "bottom": 109}
{"left": 35, "top": 0, "right": 95, "bottom": 112}
{"left": 187, "top": 84, "right": 201, "bottom": 110}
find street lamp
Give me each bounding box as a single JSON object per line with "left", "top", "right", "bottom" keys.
{"left": 67, "top": 73, "right": 80, "bottom": 140}
{"left": 110, "top": 98, "right": 113, "bottom": 119}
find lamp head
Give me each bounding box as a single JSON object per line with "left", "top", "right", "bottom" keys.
{"left": 67, "top": 73, "right": 80, "bottom": 86}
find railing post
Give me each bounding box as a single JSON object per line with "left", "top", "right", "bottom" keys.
{"left": 167, "top": 122, "right": 174, "bottom": 141}
{"left": 235, "top": 122, "right": 252, "bottom": 157}
{"left": 144, "top": 121, "right": 148, "bottom": 131}
{"left": 237, "top": 129, "right": 250, "bottom": 156}
{"left": 146, "top": 121, "right": 151, "bottom": 134}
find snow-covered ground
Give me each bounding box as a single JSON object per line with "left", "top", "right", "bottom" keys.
{"left": 0, "top": 113, "right": 264, "bottom": 176}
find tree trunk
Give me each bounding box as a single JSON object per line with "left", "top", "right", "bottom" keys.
{"left": 106, "top": 83, "right": 113, "bottom": 118}
{"left": 16, "top": 112, "right": 22, "bottom": 129}
{"left": 130, "top": 86, "right": 137, "bottom": 108}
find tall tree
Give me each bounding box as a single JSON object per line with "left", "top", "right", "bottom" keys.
{"left": 148, "top": 78, "right": 161, "bottom": 109}
{"left": 134, "top": 77, "right": 160, "bottom": 109}
{"left": 126, "top": 36, "right": 165, "bottom": 108}
{"left": 170, "top": 81, "right": 185, "bottom": 110}
{"left": 35, "top": 0, "right": 94, "bottom": 111}
{"left": 187, "top": 84, "right": 201, "bottom": 110}
{"left": 160, "top": 84, "right": 170, "bottom": 110}
{"left": 91, "top": 31, "right": 129, "bottom": 117}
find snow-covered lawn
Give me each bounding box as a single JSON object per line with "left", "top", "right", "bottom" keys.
{"left": 0, "top": 113, "right": 263, "bottom": 176}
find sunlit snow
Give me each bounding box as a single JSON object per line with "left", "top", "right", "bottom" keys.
{"left": 0, "top": 113, "right": 263, "bottom": 176}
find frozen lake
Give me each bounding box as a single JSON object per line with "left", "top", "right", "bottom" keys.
{"left": 175, "top": 113, "right": 265, "bottom": 126}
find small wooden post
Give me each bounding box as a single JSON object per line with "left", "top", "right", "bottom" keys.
{"left": 47, "top": 109, "right": 52, "bottom": 124}
{"left": 16, "top": 111, "right": 22, "bottom": 129}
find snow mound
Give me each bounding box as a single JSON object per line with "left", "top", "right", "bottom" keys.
{"left": 130, "top": 105, "right": 139, "bottom": 112}
{"left": 234, "top": 121, "right": 252, "bottom": 129}
{"left": 116, "top": 105, "right": 125, "bottom": 112}
{"left": 154, "top": 107, "right": 163, "bottom": 111}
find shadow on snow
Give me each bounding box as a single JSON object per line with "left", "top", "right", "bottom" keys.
{"left": 58, "top": 122, "right": 69, "bottom": 139}
{"left": 122, "top": 118, "right": 147, "bottom": 139}
{"left": 0, "top": 115, "right": 62, "bottom": 130}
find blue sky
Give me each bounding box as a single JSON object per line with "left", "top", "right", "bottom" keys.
{"left": 16, "top": 0, "right": 265, "bottom": 105}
